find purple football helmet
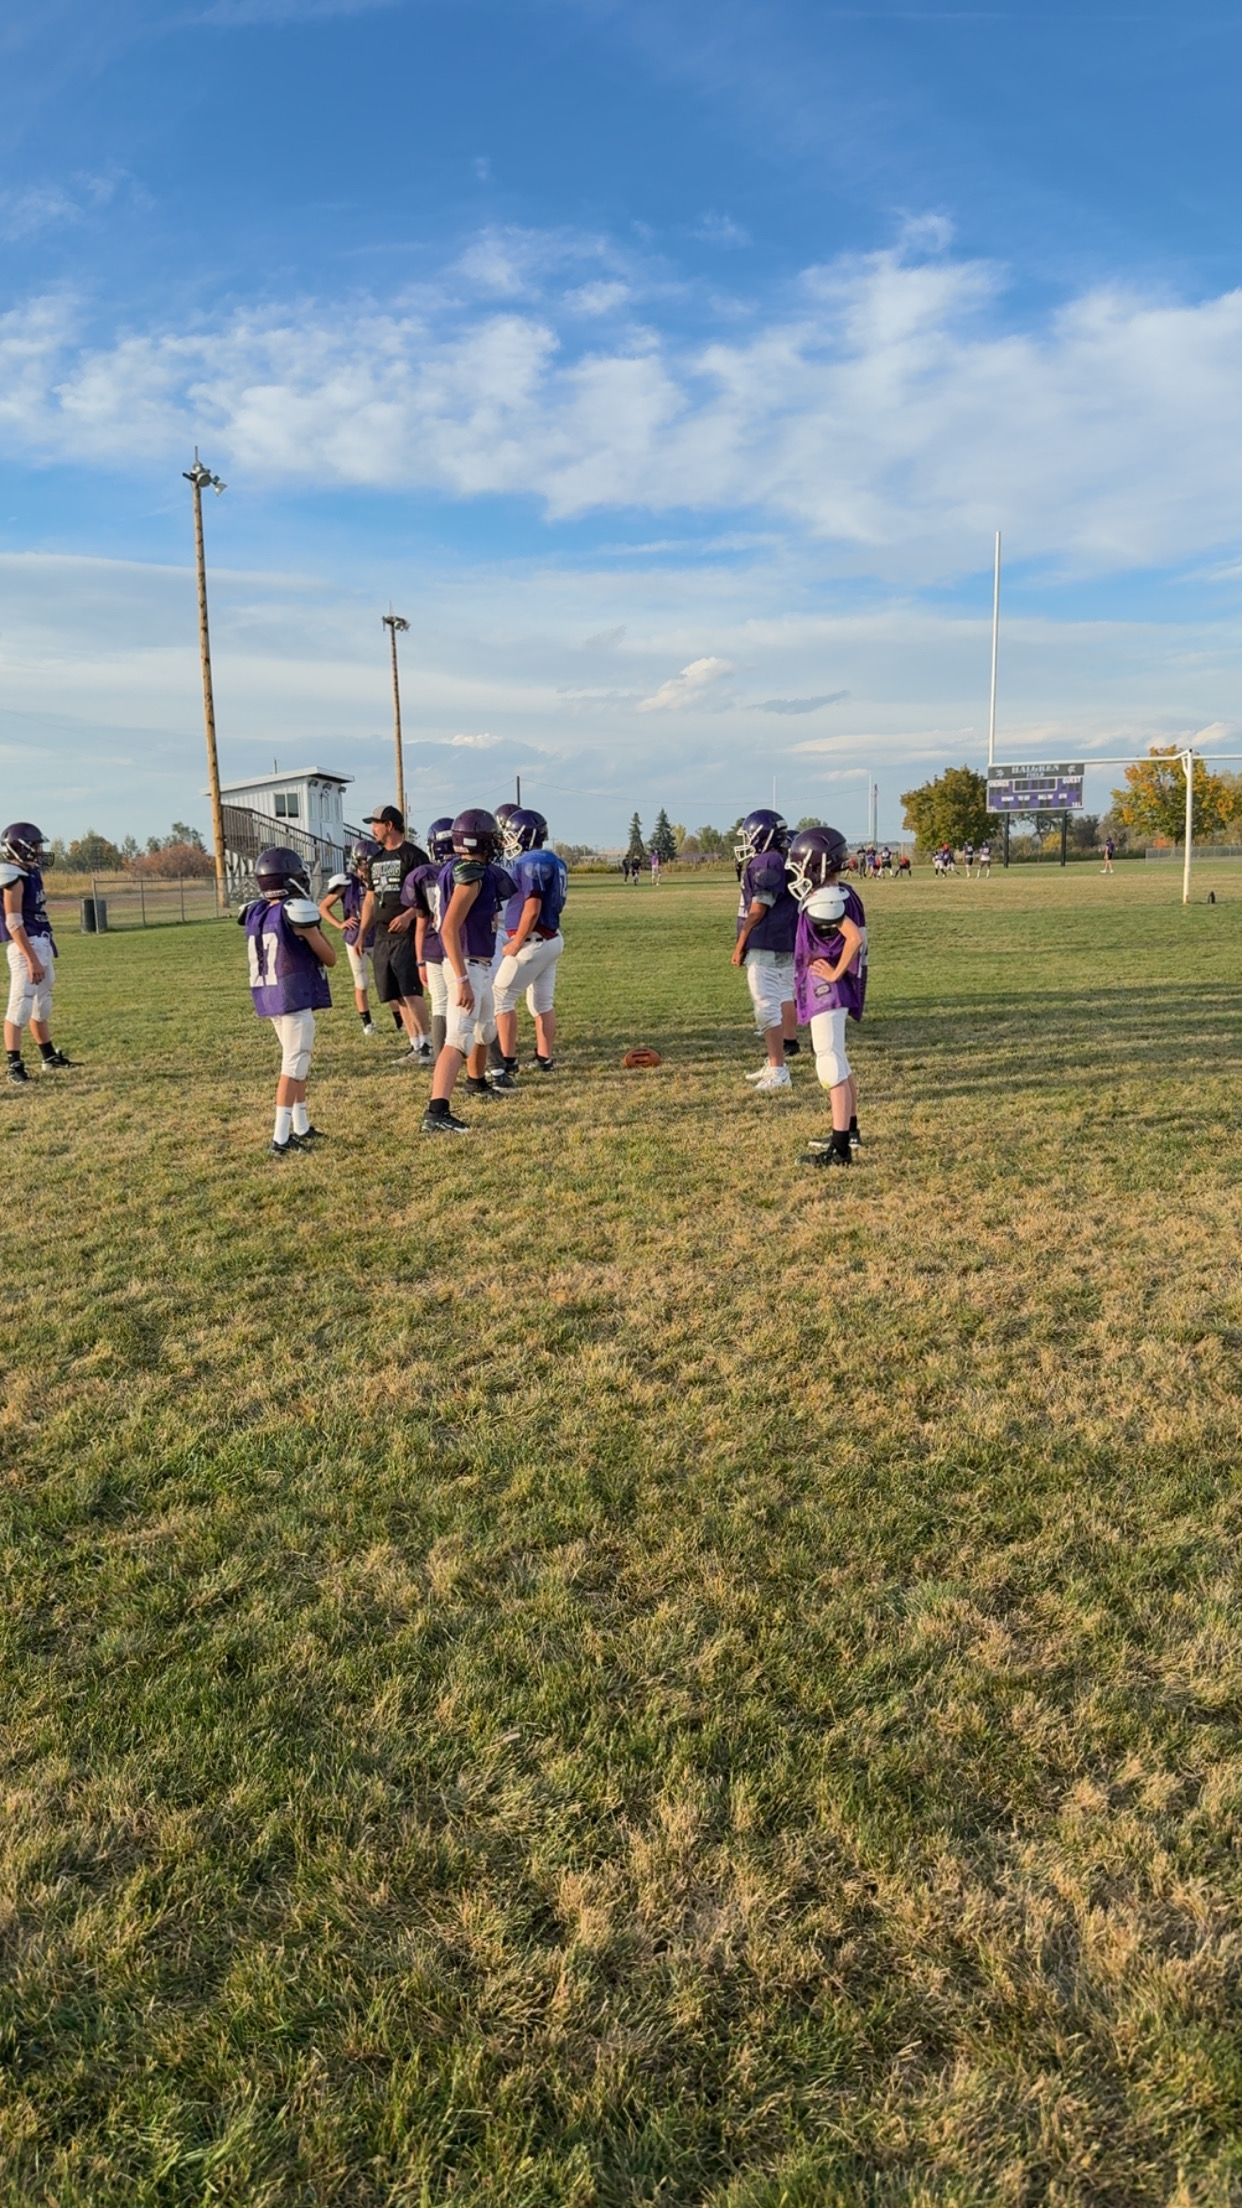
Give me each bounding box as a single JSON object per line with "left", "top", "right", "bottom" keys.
{"left": 1, "top": 822, "right": 50, "bottom": 869}
{"left": 734, "top": 808, "right": 789, "bottom": 866}
{"left": 349, "top": 835, "right": 380, "bottom": 880}
{"left": 503, "top": 806, "right": 548, "bottom": 857}
{"left": 787, "top": 825, "right": 850, "bottom": 903}
{"left": 494, "top": 802, "right": 519, "bottom": 832}
{"left": 255, "top": 846, "right": 312, "bottom": 899}
{"left": 427, "top": 816, "right": 455, "bottom": 862}
{"left": 451, "top": 808, "right": 501, "bottom": 861}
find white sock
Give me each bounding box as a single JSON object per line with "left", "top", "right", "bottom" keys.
{"left": 292, "top": 1100, "right": 309, "bottom": 1135}
{"left": 274, "top": 1105, "right": 293, "bottom": 1144}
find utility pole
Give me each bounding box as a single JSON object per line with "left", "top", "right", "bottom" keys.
{"left": 184, "top": 451, "right": 227, "bottom": 914}
{"left": 382, "top": 611, "right": 410, "bottom": 822}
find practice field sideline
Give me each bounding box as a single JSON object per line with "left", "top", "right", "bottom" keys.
{"left": 5, "top": 867, "right": 1242, "bottom": 2206}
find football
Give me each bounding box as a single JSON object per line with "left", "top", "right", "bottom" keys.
{"left": 622, "top": 1046, "right": 662, "bottom": 1069}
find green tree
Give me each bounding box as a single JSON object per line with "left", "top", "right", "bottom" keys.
{"left": 169, "top": 821, "right": 206, "bottom": 851}
{"left": 795, "top": 816, "right": 824, "bottom": 830}
{"left": 900, "top": 765, "right": 989, "bottom": 853}
{"left": 64, "top": 829, "right": 123, "bottom": 872}
{"left": 1111, "top": 746, "right": 1232, "bottom": 843}
{"left": 694, "top": 824, "right": 730, "bottom": 857}
{"left": 626, "top": 812, "right": 645, "bottom": 864}
{"left": 652, "top": 808, "right": 678, "bottom": 862}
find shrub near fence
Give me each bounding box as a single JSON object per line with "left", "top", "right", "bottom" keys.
{"left": 44, "top": 872, "right": 228, "bottom": 931}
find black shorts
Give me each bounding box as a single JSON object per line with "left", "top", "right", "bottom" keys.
{"left": 372, "top": 930, "right": 423, "bottom": 1003}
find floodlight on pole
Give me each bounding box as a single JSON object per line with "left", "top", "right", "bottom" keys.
{"left": 382, "top": 610, "right": 410, "bottom": 823}
{"left": 183, "top": 449, "right": 228, "bottom": 915}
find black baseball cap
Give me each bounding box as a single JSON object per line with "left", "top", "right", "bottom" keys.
{"left": 364, "top": 804, "right": 404, "bottom": 830}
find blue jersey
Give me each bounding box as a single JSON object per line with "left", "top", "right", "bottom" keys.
{"left": 504, "top": 849, "right": 567, "bottom": 936}
{"left": 436, "top": 859, "right": 514, "bottom": 962}
{"left": 402, "top": 862, "right": 445, "bottom": 963}
{"left": 244, "top": 899, "right": 331, "bottom": 1017}
{"left": 737, "top": 850, "right": 797, "bottom": 953}
{"left": 0, "top": 865, "right": 54, "bottom": 952}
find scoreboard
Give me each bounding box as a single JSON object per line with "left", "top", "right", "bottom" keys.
{"left": 987, "top": 763, "right": 1085, "bottom": 813}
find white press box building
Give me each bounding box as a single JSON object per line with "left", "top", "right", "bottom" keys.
{"left": 215, "top": 768, "right": 356, "bottom": 874}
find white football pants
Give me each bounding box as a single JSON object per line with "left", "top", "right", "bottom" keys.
{"left": 6, "top": 935, "right": 54, "bottom": 1027}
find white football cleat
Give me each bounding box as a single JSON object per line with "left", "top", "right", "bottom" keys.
{"left": 745, "top": 1064, "right": 779, "bottom": 1082}
{"left": 751, "top": 1065, "right": 793, "bottom": 1094}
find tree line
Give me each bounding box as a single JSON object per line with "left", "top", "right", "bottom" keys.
{"left": 900, "top": 749, "right": 1242, "bottom": 856}
{"left": 46, "top": 824, "right": 216, "bottom": 877}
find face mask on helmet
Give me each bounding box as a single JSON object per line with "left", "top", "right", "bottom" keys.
{"left": 349, "top": 837, "right": 380, "bottom": 879}
{"left": 0, "top": 823, "right": 51, "bottom": 870}
{"left": 255, "top": 846, "right": 312, "bottom": 900}
{"left": 503, "top": 807, "right": 548, "bottom": 857}
{"left": 787, "top": 825, "right": 849, "bottom": 905}
{"left": 733, "top": 809, "right": 789, "bottom": 867}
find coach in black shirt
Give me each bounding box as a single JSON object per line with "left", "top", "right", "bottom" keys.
{"left": 358, "top": 805, "right": 431, "bottom": 1058}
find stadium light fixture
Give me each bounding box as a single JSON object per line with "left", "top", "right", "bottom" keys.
{"left": 183, "top": 449, "right": 228, "bottom": 914}
{"left": 382, "top": 610, "right": 411, "bottom": 823}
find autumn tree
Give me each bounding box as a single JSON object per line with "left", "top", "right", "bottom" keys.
{"left": 1111, "top": 747, "right": 1234, "bottom": 844}
{"left": 900, "top": 765, "right": 989, "bottom": 853}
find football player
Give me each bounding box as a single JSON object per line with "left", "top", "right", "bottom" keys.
{"left": 356, "top": 806, "right": 431, "bottom": 1062}
{"left": 242, "top": 846, "right": 337, "bottom": 1155}
{"left": 1, "top": 822, "right": 71, "bottom": 1083}
{"left": 731, "top": 808, "right": 799, "bottom": 1094}
{"left": 787, "top": 825, "right": 867, "bottom": 1169}
{"left": 318, "top": 836, "right": 379, "bottom": 1034}
{"left": 493, "top": 807, "right": 568, "bottom": 1076}
{"left": 977, "top": 839, "right": 992, "bottom": 877}
{"left": 421, "top": 809, "right": 514, "bottom": 1134}
{"left": 405, "top": 817, "right": 455, "bottom": 1060}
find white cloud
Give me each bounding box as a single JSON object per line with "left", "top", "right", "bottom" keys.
{"left": 695, "top": 212, "right": 751, "bottom": 249}
{"left": 639, "top": 655, "right": 735, "bottom": 711}
{"left": 9, "top": 234, "right": 1242, "bottom": 580}
{"left": 754, "top": 691, "right": 849, "bottom": 714}
{"left": 450, "top": 731, "right": 499, "bottom": 747}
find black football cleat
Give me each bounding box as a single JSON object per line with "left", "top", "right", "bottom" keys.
{"left": 532, "top": 1054, "right": 556, "bottom": 1072}
{"left": 7, "top": 1059, "right": 29, "bottom": 1084}
{"left": 421, "top": 1107, "right": 470, "bottom": 1134}
{"left": 483, "top": 1069, "right": 518, "bottom": 1092}
{"left": 40, "top": 1048, "right": 72, "bottom": 1070}
{"left": 848, "top": 1124, "right": 862, "bottom": 1150}
{"left": 269, "top": 1137, "right": 295, "bottom": 1156}
{"left": 290, "top": 1126, "right": 326, "bottom": 1148}
{"left": 802, "top": 1142, "right": 852, "bottom": 1168}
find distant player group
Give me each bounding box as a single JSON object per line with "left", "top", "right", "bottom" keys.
{"left": 0, "top": 799, "right": 869, "bottom": 1170}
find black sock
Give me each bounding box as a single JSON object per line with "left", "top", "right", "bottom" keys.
{"left": 425, "top": 1095, "right": 449, "bottom": 1117}
{"left": 784, "top": 1038, "right": 801, "bottom": 1056}
{"left": 466, "top": 1075, "right": 488, "bottom": 1094}
{"left": 359, "top": 1010, "right": 370, "bottom": 1027}
{"left": 393, "top": 1007, "right": 404, "bottom": 1030}
{"left": 832, "top": 1129, "right": 851, "bottom": 1157}
{"left": 39, "top": 1042, "right": 56, "bottom": 1062}
{"left": 7, "top": 1047, "right": 21, "bottom": 1065}
{"left": 504, "top": 1055, "right": 518, "bottom": 1073}
{"left": 849, "top": 1114, "right": 859, "bottom": 1133}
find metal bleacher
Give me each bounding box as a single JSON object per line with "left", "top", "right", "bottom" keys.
{"left": 222, "top": 804, "right": 365, "bottom": 901}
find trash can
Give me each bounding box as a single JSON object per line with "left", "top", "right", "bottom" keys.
{"left": 80, "top": 898, "right": 108, "bottom": 933}
{"left": 80, "top": 898, "right": 96, "bottom": 933}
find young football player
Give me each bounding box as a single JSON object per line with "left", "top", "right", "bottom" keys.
{"left": 356, "top": 805, "right": 431, "bottom": 1061}
{"left": 493, "top": 807, "right": 568, "bottom": 1075}
{"left": 787, "top": 825, "right": 867, "bottom": 1169}
{"left": 962, "top": 839, "right": 974, "bottom": 877}
{"left": 1, "top": 822, "right": 71, "bottom": 1084}
{"left": 976, "top": 839, "right": 991, "bottom": 876}
{"left": 421, "top": 809, "right": 513, "bottom": 1134}
{"left": 242, "top": 845, "right": 337, "bottom": 1155}
{"left": 732, "top": 808, "right": 799, "bottom": 1093}
{"left": 318, "top": 836, "right": 379, "bottom": 1034}
{"left": 406, "top": 817, "right": 455, "bottom": 1059}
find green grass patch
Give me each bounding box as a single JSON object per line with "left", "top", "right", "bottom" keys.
{"left": 4, "top": 866, "right": 1242, "bottom": 2204}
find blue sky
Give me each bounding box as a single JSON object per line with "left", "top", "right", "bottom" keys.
{"left": 4, "top": 0, "right": 1242, "bottom": 844}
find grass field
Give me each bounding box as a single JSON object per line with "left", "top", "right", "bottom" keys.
{"left": 5, "top": 864, "right": 1242, "bottom": 2207}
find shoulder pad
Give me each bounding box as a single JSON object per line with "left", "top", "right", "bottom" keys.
{"left": 453, "top": 860, "right": 486, "bottom": 885}
{"left": 237, "top": 901, "right": 257, "bottom": 926}
{"left": 285, "top": 899, "right": 322, "bottom": 928}
{"left": 0, "top": 864, "right": 24, "bottom": 889}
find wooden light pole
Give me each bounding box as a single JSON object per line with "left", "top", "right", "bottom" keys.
{"left": 184, "top": 451, "right": 228, "bottom": 913}
{"left": 382, "top": 610, "right": 410, "bottom": 823}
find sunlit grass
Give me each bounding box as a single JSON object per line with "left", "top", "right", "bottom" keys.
{"left": 4, "top": 862, "right": 1242, "bottom": 2205}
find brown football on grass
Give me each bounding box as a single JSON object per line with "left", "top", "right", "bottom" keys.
{"left": 622, "top": 1046, "right": 662, "bottom": 1069}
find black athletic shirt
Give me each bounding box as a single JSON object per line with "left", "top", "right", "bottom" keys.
{"left": 366, "top": 840, "right": 428, "bottom": 932}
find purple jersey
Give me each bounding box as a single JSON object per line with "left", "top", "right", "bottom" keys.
{"left": 794, "top": 884, "right": 867, "bottom": 1023}
{"left": 435, "top": 858, "right": 514, "bottom": 962}
{"left": 244, "top": 900, "right": 331, "bottom": 1017}
{"left": 737, "top": 849, "right": 797, "bottom": 953}
{"left": 402, "top": 862, "right": 445, "bottom": 963}
{"left": 0, "top": 866, "right": 54, "bottom": 951}
{"left": 504, "top": 849, "right": 568, "bottom": 936}
{"left": 341, "top": 877, "right": 373, "bottom": 950}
